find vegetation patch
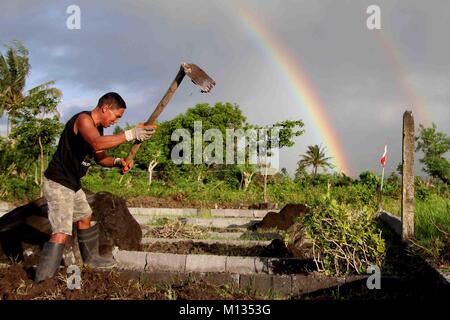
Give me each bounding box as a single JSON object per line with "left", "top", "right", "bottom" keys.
{"left": 145, "top": 219, "right": 208, "bottom": 239}
{"left": 294, "top": 198, "right": 386, "bottom": 276}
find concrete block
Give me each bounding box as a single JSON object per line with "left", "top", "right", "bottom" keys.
{"left": 252, "top": 210, "right": 269, "bottom": 218}
{"left": 226, "top": 256, "right": 257, "bottom": 274}
{"left": 196, "top": 272, "right": 240, "bottom": 287}
{"left": 185, "top": 254, "right": 226, "bottom": 273}
{"left": 113, "top": 250, "right": 147, "bottom": 270}
{"left": 292, "top": 274, "right": 345, "bottom": 295}
{"left": 129, "top": 207, "right": 197, "bottom": 217}
{"left": 172, "top": 208, "right": 197, "bottom": 215}
{"left": 131, "top": 215, "right": 154, "bottom": 225}
{"left": 197, "top": 208, "right": 212, "bottom": 217}
{"left": 254, "top": 257, "right": 271, "bottom": 274}
{"left": 146, "top": 252, "right": 187, "bottom": 272}
{"left": 239, "top": 274, "right": 272, "bottom": 293}
{"left": 182, "top": 217, "right": 261, "bottom": 229}
{"left": 272, "top": 275, "right": 292, "bottom": 295}
{"left": 208, "top": 232, "right": 245, "bottom": 240}
{"left": 223, "top": 209, "right": 254, "bottom": 218}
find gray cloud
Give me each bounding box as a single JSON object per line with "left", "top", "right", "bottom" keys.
{"left": 0, "top": 0, "right": 448, "bottom": 177}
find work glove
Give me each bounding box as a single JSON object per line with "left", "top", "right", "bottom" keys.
{"left": 124, "top": 124, "right": 157, "bottom": 142}
{"left": 114, "top": 157, "right": 134, "bottom": 173}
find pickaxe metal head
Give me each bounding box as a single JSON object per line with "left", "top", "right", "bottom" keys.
{"left": 181, "top": 62, "right": 216, "bottom": 93}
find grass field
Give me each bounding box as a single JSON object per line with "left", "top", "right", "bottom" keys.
{"left": 2, "top": 167, "right": 449, "bottom": 263}
{"left": 383, "top": 194, "right": 450, "bottom": 253}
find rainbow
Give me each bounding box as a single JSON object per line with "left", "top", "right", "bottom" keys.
{"left": 374, "top": 30, "right": 432, "bottom": 125}
{"left": 235, "top": 5, "right": 352, "bottom": 175}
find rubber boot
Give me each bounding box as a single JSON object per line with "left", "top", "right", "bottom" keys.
{"left": 77, "top": 223, "right": 116, "bottom": 268}
{"left": 35, "top": 242, "right": 65, "bottom": 282}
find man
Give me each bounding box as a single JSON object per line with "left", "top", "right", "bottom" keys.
{"left": 35, "top": 92, "right": 155, "bottom": 282}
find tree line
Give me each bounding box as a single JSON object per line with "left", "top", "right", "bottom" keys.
{"left": 0, "top": 41, "right": 448, "bottom": 201}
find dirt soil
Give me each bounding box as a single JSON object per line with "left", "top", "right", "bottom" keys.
{"left": 1, "top": 222, "right": 449, "bottom": 300}
{"left": 0, "top": 264, "right": 262, "bottom": 300}
{"left": 252, "top": 204, "right": 309, "bottom": 231}
{"left": 143, "top": 239, "right": 291, "bottom": 258}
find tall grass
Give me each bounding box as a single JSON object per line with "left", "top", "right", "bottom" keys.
{"left": 415, "top": 195, "right": 450, "bottom": 251}
{"left": 382, "top": 193, "right": 450, "bottom": 254}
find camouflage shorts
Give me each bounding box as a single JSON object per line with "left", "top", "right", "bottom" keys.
{"left": 42, "top": 177, "right": 92, "bottom": 235}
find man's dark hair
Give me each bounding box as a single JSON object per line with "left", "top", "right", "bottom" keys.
{"left": 97, "top": 92, "right": 126, "bottom": 110}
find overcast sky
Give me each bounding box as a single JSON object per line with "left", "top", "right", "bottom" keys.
{"left": 0, "top": 0, "right": 449, "bottom": 177}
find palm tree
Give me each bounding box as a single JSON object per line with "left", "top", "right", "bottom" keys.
{"left": 299, "top": 144, "right": 334, "bottom": 178}
{"left": 0, "top": 40, "right": 61, "bottom": 136}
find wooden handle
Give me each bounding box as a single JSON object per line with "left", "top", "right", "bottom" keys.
{"left": 123, "top": 66, "right": 186, "bottom": 167}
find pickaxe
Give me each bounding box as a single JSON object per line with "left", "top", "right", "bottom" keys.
{"left": 122, "top": 63, "right": 216, "bottom": 171}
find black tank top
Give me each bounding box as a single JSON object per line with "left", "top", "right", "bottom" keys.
{"left": 45, "top": 111, "right": 103, "bottom": 191}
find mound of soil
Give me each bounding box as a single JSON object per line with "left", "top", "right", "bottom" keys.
{"left": 88, "top": 191, "right": 142, "bottom": 256}
{"left": 143, "top": 239, "right": 291, "bottom": 258}
{"left": 0, "top": 191, "right": 141, "bottom": 264}
{"left": 251, "top": 204, "right": 309, "bottom": 231}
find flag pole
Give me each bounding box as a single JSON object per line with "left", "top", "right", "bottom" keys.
{"left": 378, "top": 145, "right": 387, "bottom": 212}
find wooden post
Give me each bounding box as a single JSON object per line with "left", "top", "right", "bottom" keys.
{"left": 401, "top": 111, "right": 415, "bottom": 241}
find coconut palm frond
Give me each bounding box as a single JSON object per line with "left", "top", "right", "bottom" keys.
{"left": 299, "top": 144, "right": 334, "bottom": 177}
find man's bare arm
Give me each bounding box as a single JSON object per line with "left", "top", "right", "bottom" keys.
{"left": 94, "top": 151, "right": 116, "bottom": 167}
{"left": 95, "top": 150, "right": 134, "bottom": 172}
{"left": 75, "top": 114, "right": 127, "bottom": 152}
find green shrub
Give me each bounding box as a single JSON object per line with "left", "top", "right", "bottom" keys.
{"left": 299, "top": 198, "right": 386, "bottom": 275}
{"left": 414, "top": 177, "right": 432, "bottom": 201}
{"left": 382, "top": 182, "right": 400, "bottom": 198}
{"left": 331, "top": 184, "right": 377, "bottom": 209}
{"left": 358, "top": 171, "right": 380, "bottom": 190}
{"left": 0, "top": 174, "right": 40, "bottom": 201}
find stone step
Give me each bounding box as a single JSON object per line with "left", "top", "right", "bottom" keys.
{"left": 119, "top": 269, "right": 359, "bottom": 297}
{"left": 207, "top": 231, "right": 245, "bottom": 240}
{"left": 113, "top": 250, "right": 314, "bottom": 275}
{"left": 128, "top": 207, "right": 274, "bottom": 218}
{"left": 181, "top": 217, "right": 261, "bottom": 229}
{"left": 136, "top": 215, "right": 262, "bottom": 229}
{"left": 141, "top": 237, "right": 271, "bottom": 247}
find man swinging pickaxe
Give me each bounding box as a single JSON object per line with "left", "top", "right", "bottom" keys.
{"left": 121, "top": 62, "right": 216, "bottom": 172}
